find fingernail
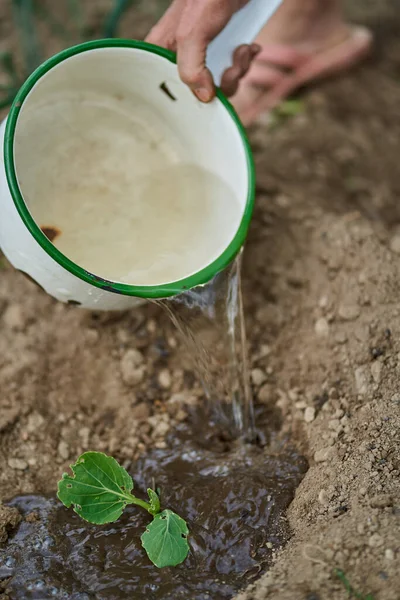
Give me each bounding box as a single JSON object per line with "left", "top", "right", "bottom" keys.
{"left": 194, "top": 87, "right": 212, "bottom": 102}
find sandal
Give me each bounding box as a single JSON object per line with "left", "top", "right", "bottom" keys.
{"left": 232, "top": 25, "right": 373, "bottom": 126}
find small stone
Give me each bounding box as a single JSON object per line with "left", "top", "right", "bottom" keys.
{"left": 385, "top": 549, "right": 395, "bottom": 561}
{"left": 334, "top": 331, "right": 348, "bottom": 344}
{"left": 355, "top": 366, "right": 369, "bottom": 395}
{"left": 57, "top": 441, "right": 69, "bottom": 460}
{"left": 295, "top": 400, "right": 307, "bottom": 410}
{"left": 369, "top": 494, "right": 393, "bottom": 509}
{"left": 120, "top": 349, "right": 145, "bottom": 386}
{"left": 2, "top": 304, "right": 26, "bottom": 330}
{"left": 328, "top": 419, "right": 341, "bottom": 431}
{"left": 78, "top": 427, "right": 90, "bottom": 448}
{"left": 8, "top": 458, "right": 28, "bottom": 471}
{"left": 266, "top": 541, "right": 273, "bottom": 549}
{"left": 154, "top": 441, "right": 167, "bottom": 449}
{"left": 338, "top": 304, "right": 360, "bottom": 321}
{"left": 391, "top": 393, "right": 400, "bottom": 405}
{"left": 152, "top": 421, "right": 170, "bottom": 439}
{"left": 370, "top": 362, "right": 382, "bottom": 384}
{"left": 288, "top": 389, "right": 299, "bottom": 402}
{"left": 251, "top": 368, "right": 267, "bottom": 387}
{"left": 389, "top": 234, "right": 400, "bottom": 254}
{"left": 304, "top": 407, "right": 316, "bottom": 423}
{"left": 258, "top": 384, "right": 271, "bottom": 403}
{"left": 85, "top": 329, "right": 99, "bottom": 344}
{"left": 318, "top": 489, "right": 329, "bottom": 506}
{"left": 158, "top": 369, "right": 172, "bottom": 390}
{"left": 369, "top": 533, "right": 384, "bottom": 548}
{"left": 319, "top": 295, "right": 329, "bottom": 309}
{"left": 315, "top": 317, "right": 329, "bottom": 337}
{"left": 314, "top": 447, "right": 334, "bottom": 463}
{"left": 26, "top": 412, "right": 45, "bottom": 433}
{"left": 175, "top": 409, "right": 188, "bottom": 422}
{"left": 131, "top": 403, "right": 151, "bottom": 421}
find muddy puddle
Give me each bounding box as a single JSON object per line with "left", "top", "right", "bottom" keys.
{"left": 0, "top": 423, "right": 307, "bottom": 600}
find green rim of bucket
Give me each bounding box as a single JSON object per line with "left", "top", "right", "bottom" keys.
{"left": 4, "top": 39, "right": 255, "bottom": 299}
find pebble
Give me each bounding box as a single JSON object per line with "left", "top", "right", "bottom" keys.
{"left": 354, "top": 366, "right": 369, "bottom": 395}
{"left": 131, "top": 403, "right": 151, "bottom": 421}
{"left": 85, "top": 329, "right": 99, "bottom": 344}
{"left": 2, "top": 304, "right": 26, "bottom": 330}
{"left": 328, "top": 419, "right": 341, "bottom": 431}
{"left": 152, "top": 421, "right": 170, "bottom": 439}
{"left": 315, "top": 317, "right": 329, "bottom": 337}
{"left": 385, "top": 549, "right": 395, "bottom": 561}
{"left": 338, "top": 304, "right": 360, "bottom": 321}
{"left": 369, "top": 533, "right": 384, "bottom": 548}
{"left": 389, "top": 233, "right": 400, "bottom": 254}
{"left": 295, "top": 400, "right": 307, "bottom": 410}
{"left": 319, "top": 295, "right": 329, "bottom": 309}
{"left": 57, "top": 441, "right": 69, "bottom": 460}
{"left": 158, "top": 369, "right": 172, "bottom": 390}
{"left": 120, "top": 349, "right": 145, "bottom": 386}
{"left": 251, "top": 368, "right": 267, "bottom": 387}
{"left": 8, "top": 458, "right": 28, "bottom": 470}
{"left": 314, "top": 447, "right": 334, "bottom": 463}
{"left": 369, "top": 494, "right": 393, "bottom": 509}
{"left": 175, "top": 409, "right": 188, "bottom": 422}
{"left": 304, "top": 407, "right": 315, "bottom": 423}
{"left": 266, "top": 542, "right": 273, "bottom": 549}
{"left": 370, "top": 361, "right": 382, "bottom": 384}
{"left": 318, "top": 489, "right": 329, "bottom": 506}
{"left": 26, "top": 412, "right": 45, "bottom": 433}
{"left": 390, "top": 393, "right": 400, "bottom": 405}
{"left": 78, "top": 427, "right": 90, "bottom": 448}
{"left": 334, "top": 331, "right": 348, "bottom": 344}
{"left": 258, "top": 384, "right": 271, "bottom": 403}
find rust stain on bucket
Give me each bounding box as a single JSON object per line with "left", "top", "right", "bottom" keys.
{"left": 40, "top": 226, "right": 61, "bottom": 242}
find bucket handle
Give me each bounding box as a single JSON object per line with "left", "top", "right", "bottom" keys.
{"left": 207, "top": 0, "right": 282, "bottom": 86}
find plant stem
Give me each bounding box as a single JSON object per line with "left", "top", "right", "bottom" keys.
{"left": 126, "top": 493, "right": 153, "bottom": 514}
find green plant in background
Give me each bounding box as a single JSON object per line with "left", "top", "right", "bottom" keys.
{"left": 335, "top": 569, "right": 375, "bottom": 600}
{"left": 269, "top": 98, "right": 305, "bottom": 129}
{"left": 57, "top": 451, "right": 190, "bottom": 568}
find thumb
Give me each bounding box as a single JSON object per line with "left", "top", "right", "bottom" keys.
{"left": 176, "top": 33, "right": 215, "bottom": 102}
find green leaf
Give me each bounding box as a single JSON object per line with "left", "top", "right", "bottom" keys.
{"left": 147, "top": 488, "right": 161, "bottom": 515}
{"left": 57, "top": 451, "right": 134, "bottom": 525}
{"left": 141, "top": 509, "right": 190, "bottom": 568}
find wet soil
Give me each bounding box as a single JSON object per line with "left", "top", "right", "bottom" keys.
{"left": 0, "top": 424, "right": 306, "bottom": 600}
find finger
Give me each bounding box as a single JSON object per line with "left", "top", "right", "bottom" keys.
{"left": 176, "top": 0, "right": 236, "bottom": 102}
{"left": 220, "top": 44, "right": 260, "bottom": 97}
{"left": 145, "top": 0, "right": 185, "bottom": 50}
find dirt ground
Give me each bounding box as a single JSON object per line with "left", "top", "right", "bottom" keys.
{"left": 0, "top": 1, "right": 400, "bottom": 599}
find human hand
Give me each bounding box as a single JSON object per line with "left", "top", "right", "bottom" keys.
{"left": 146, "top": 0, "right": 260, "bottom": 102}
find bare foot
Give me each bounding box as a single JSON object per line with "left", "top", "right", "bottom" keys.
{"left": 231, "top": 0, "right": 373, "bottom": 126}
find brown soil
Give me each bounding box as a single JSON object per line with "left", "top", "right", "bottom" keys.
{"left": 0, "top": 1, "right": 399, "bottom": 600}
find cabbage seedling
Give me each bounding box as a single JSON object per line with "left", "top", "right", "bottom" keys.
{"left": 57, "top": 451, "right": 189, "bottom": 568}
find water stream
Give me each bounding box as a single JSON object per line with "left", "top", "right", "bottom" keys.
{"left": 159, "top": 254, "right": 255, "bottom": 440}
